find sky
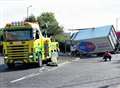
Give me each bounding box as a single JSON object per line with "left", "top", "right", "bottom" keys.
{"left": 0, "top": 0, "right": 120, "bottom": 32}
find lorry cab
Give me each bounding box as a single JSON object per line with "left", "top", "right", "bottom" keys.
{"left": 3, "top": 22, "right": 48, "bottom": 68}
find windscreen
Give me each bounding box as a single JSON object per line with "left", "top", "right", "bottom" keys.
{"left": 4, "top": 29, "right": 33, "bottom": 41}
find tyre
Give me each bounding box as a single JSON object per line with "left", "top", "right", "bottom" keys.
{"left": 38, "top": 55, "right": 42, "bottom": 67}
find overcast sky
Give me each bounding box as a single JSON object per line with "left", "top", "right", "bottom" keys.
{"left": 0, "top": 0, "right": 120, "bottom": 32}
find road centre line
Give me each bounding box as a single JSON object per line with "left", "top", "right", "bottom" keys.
{"left": 10, "top": 61, "right": 70, "bottom": 83}
{"left": 11, "top": 67, "right": 45, "bottom": 83}
{"left": 10, "top": 73, "right": 40, "bottom": 83}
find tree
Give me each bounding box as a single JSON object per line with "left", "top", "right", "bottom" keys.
{"left": 37, "top": 12, "right": 63, "bottom": 37}
{"left": 55, "top": 33, "right": 70, "bottom": 42}
{"left": 24, "top": 15, "right": 37, "bottom": 22}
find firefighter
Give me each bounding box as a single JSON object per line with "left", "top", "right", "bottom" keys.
{"left": 51, "top": 50, "right": 58, "bottom": 64}
{"left": 47, "top": 50, "right": 58, "bottom": 66}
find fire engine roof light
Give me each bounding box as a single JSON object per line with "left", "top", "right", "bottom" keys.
{"left": 14, "top": 23, "right": 15, "bottom": 26}
{"left": 10, "top": 21, "right": 25, "bottom": 26}
{"left": 18, "top": 22, "right": 20, "bottom": 25}
{"left": 11, "top": 22, "right": 14, "bottom": 25}
{"left": 6, "top": 21, "right": 32, "bottom": 28}
{"left": 21, "top": 21, "right": 24, "bottom": 26}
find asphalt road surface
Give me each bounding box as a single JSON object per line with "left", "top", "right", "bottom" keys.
{"left": 1, "top": 54, "right": 120, "bottom": 88}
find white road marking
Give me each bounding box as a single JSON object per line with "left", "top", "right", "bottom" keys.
{"left": 10, "top": 77, "right": 25, "bottom": 83}
{"left": 39, "top": 67, "right": 45, "bottom": 72}
{"left": 72, "top": 58, "right": 80, "bottom": 61}
{"left": 10, "top": 61, "right": 70, "bottom": 83}
{"left": 10, "top": 73, "right": 41, "bottom": 83}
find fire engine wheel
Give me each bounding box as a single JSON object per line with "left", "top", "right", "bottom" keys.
{"left": 7, "top": 64, "right": 15, "bottom": 69}
{"left": 38, "top": 55, "right": 42, "bottom": 67}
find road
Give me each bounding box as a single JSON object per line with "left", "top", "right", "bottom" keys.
{"left": 0, "top": 54, "right": 120, "bottom": 88}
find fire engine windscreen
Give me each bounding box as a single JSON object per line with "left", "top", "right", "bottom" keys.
{"left": 4, "top": 29, "right": 33, "bottom": 41}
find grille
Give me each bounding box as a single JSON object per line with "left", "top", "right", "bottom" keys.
{"left": 7, "top": 45, "right": 29, "bottom": 59}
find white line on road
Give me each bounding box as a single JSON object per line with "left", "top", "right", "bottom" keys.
{"left": 72, "top": 58, "right": 80, "bottom": 62}
{"left": 11, "top": 67, "right": 45, "bottom": 83}
{"left": 39, "top": 67, "right": 45, "bottom": 72}
{"left": 10, "top": 73, "right": 41, "bottom": 83}
{"left": 10, "top": 61, "right": 70, "bottom": 83}
{"left": 10, "top": 77, "right": 25, "bottom": 83}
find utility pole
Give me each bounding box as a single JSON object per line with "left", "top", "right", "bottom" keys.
{"left": 27, "top": 5, "right": 32, "bottom": 18}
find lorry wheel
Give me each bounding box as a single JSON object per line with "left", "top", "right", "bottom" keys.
{"left": 7, "top": 64, "right": 15, "bottom": 69}
{"left": 38, "top": 56, "right": 42, "bottom": 67}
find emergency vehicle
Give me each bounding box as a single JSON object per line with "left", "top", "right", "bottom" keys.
{"left": 3, "top": 22, "right": 59, "bottom": 68}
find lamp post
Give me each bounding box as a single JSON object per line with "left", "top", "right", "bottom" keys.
{"left": 116, "top": 18, "right": 118, "bottom": 31}
{"left": 45, "top": 21, "right": 49, "bottom": 37}
{"left": 27, "top": 5, "right": 32, "bottom": 18}
{"left": 45, "top": 23, "right": 48, "bottom": 37}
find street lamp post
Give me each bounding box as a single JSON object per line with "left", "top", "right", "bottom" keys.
{"left": 116, "top": 18, "right": 118, "bottom": 31}
{"left": 27, "top": 5, "right": 32, "bottom": 18}
{"left": 45, "top": 22, "right": 49, "bottom": 37}
{"left": 45, "top": 23, "right": 48, "bottom": 37}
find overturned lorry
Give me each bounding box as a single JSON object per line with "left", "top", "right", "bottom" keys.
{"left": 71, "top": 25, "right": 120, "bottom": 56}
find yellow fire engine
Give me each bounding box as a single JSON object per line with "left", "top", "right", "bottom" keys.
{"left": 3, "top": 22, "right": 59, "bottom": 68}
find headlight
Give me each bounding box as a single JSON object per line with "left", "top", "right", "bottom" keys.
{"left": 29, "top": 55, "right": 33, "bottom": 58}
{"left": 4, "top": 56, "right": 8, "bottom": 59}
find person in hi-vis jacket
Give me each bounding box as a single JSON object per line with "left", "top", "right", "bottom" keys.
{"left": 51, "top": 50, "right": 58, "bottom": 64}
